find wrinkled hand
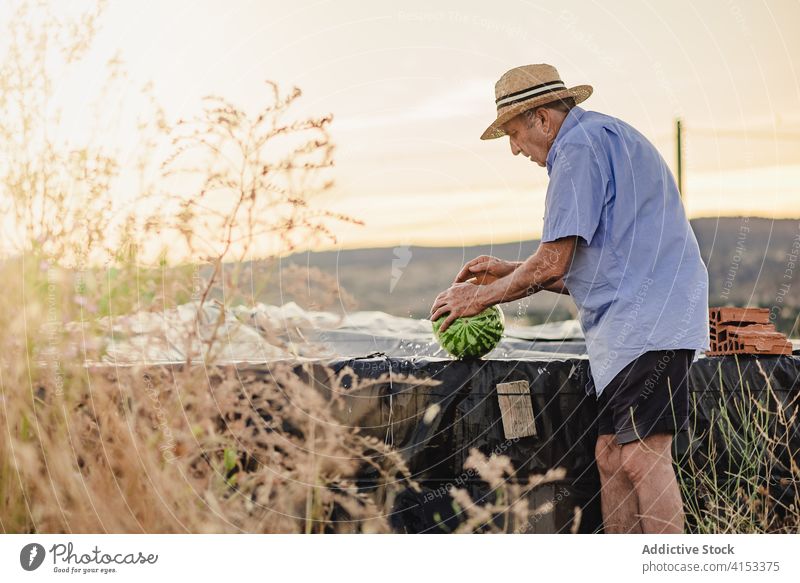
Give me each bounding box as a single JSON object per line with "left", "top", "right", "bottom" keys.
{"left": 453, "top": 255, "right": 519, "bottom": 285}
{"left": 429, "top": 282, "right": 487, "bottom": 334}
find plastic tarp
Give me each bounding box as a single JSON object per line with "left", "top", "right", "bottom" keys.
{"left": 94, "top": 302, "right": 590, "bottom": 364}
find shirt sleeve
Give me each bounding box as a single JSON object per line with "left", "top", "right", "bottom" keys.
{"left": 541, "top": 142, "right": 609, "bottom": 246}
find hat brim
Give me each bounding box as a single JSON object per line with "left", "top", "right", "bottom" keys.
{"left": 480, "top": 84, "right": 593, "bottom": 140}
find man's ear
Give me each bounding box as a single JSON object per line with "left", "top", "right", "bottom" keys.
{"left": 539, "top": 108, "right": 554, "bottom": 137}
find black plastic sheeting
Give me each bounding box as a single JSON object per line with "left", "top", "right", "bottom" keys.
{"left": 320, "top": 353, "right": 800, "bottom": 533}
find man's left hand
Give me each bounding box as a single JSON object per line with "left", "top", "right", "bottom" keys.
{"left": 429, "top": 282, "right": 488, "bottom": 333}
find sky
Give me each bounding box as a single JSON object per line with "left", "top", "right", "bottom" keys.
{"left": 4, "top": 0, "right": 800, "bottom": 254}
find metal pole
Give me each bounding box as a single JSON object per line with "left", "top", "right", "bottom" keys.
{"left": 676, "top": 118, "right": 684, "bottom": 199}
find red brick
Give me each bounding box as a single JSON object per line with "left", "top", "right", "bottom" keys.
{"left": 716, "top": 307, "right": 770, "bottom": 325}
{"left": 706, "top": 306, "right": 792, "bottom": 356}
{"left": 722, "top": 323, "right": 775, "bottom": 334}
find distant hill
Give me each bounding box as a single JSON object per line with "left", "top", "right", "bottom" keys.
{"left": 253, "top": 217, "right": 799, "bottom": 335}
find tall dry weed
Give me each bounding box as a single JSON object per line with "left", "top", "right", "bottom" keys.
{"left": 677, "top": 362, "right": 800, "bottom": 533}
{"left": 0, "top": 0, "right": 383, "bottom": 534}
{"left": 2, "top": 362, "right": 420, "bottom": 533}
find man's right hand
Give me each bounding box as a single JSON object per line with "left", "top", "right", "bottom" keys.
{"left": 453, "top": 255, "right": 522, "bottom": 285}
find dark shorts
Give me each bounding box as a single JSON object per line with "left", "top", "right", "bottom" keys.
{"left": 596, "top": 349, "right": 694, "bottom": 445}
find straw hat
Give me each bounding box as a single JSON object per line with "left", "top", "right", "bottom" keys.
{"left": 480, "top": 64, "right": 593, "bottom": 140}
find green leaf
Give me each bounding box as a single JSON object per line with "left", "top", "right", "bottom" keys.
{"left": 223, "top": 447, "right": 237, "bottom": 472}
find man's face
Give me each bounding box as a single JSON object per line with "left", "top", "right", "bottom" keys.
{"left": 502, "top": 110, "right": 550, "bottom": 167}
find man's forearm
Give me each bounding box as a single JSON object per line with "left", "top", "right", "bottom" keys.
{"left": 541, "top": 278, "right": 569, "bottom": 295}
{"left": 478, "top": 254, "right": 565, "bottom": 306}
{"left": 505, "top": 263, "right": 567, "bottom": 295}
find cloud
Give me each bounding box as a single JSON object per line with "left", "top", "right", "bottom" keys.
{"left": 334, "top": 78, "right": 492, "bottom": 132}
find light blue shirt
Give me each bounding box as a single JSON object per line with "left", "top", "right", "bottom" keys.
{"left": 541, "top": 106, "right": 710, "bottom": 396}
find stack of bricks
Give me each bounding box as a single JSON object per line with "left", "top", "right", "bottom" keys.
{"left": 707, "top": 307, "right": 793, "bottom": 356}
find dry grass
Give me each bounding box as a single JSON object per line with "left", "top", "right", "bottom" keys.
{"left": 447, "top": 451, "right": 571, "bottom": 534}
{"left": 677, "top": 362, "right": 800, "bottom": 533}
{"left": 1, "top": 361, "right": 420, "bottom": 533}
{"left": 0, "top": 0, "right": 388, "bottom": 534}
{"left": 0, "top": 0, "right": 546, "bottom": 535}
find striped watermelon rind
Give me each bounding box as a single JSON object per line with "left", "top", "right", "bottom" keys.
{"left": 432, "top": 305, "right": 505, "bottom": 359}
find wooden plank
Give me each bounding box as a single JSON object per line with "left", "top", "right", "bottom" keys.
{"left": 497, "top": 380, "right": 537, "bottom": 439}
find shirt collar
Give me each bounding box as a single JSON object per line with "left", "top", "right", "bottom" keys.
{"left": 546, "top": 105, "right": 586, "bottom": 173}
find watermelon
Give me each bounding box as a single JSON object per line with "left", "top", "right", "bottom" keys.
{"left": 432, "top": 305, "right": 505, "bottom": 359}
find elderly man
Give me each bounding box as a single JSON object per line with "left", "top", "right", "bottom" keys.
{"left": 430, "top": 64, "right": 710, "bottom": 534}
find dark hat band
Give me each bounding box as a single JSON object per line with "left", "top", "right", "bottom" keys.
{"left": 495, "top": 80, "right": 566, "bottom": 110}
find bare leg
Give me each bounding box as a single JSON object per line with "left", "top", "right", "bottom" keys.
{"left": 620, "top": 433, "right": 684, "bottom": 533}
{"left": 595, "top": 434, "right": 641, "bottom": 533}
